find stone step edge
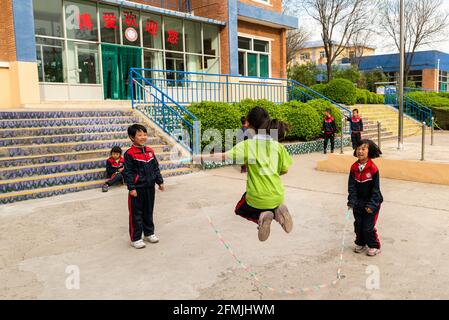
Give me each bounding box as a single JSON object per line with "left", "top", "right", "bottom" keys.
{"left": 0, "top": 157, "right": 187, "bottom": 173}
{"left": 0, "top": 139, "right": 167, "bottom": 150}
{"left": 0, "top": 123, "right": 146, "bottom": 132}
{"left": 0, "top": 148, "right": 176, "bottom": 163}
{"left": 0, "top": 115, "right": 138, "bottom": 122}
{"left": 0, "top": 168, "right": 193, "bottom": 200}
{"left": 0, "top": 131, "right": 133, "bottom": 142}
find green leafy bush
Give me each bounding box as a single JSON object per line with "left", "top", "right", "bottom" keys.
{"left": 280, "top": 101, "right": 322, "bottom": 141}
{"left": 323, "top": 78, "right": 357, "bottom": 105}
{"left": 187, "top": 101, "right": 241, "bottom": 149}
{"left": 356, "top": 89, "right": 369, "bottom": 104}
{"left": 311, "top": 83, "right": 327, "bottom": 95}
{"left": 406, "top": 92, "right": 449, "bottom": 129}
{"left": 235, "top": 99, "right": 280, "bottom": 119}
{"left": 305, "top": 99, "right": 343, "bottom": 133}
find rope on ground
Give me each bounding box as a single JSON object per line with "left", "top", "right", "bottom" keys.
{"left": 207, "top": 209, "right": 352, "bottom": 295}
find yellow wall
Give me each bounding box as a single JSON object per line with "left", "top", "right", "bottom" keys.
{"left": 0, "top": 61, "right": 40, "bottom": 108}
{"left": 0, "top": 66, "right": 12, "bottom": 108}
{"left": 293, "top": 46, "right": 375, "bottom": 66}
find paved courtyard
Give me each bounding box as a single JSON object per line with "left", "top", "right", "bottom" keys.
{"left": 1, "top": 150, "right": 449, "bottom": 299}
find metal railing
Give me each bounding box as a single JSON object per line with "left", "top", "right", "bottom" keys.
{"left": 130, "top": 68, "right": 354, "bottom": 153}
{"left": 384, "top": 91, "right": 433, "bottom": 127}
{"left": 130, "top": 69, "right": 199, "bottom": 154}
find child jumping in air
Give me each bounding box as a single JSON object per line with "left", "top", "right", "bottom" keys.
{"left": 123, "top": 124, "right": 165, "bottom": 249}
{"left": 200, "top": 107, "right": 294, "bottom": 242}
{"left": 102, "top": 146, "right": 125, "bottom": 192}
{"left": 348, "top": 139, "right": 383, "bottom": 256}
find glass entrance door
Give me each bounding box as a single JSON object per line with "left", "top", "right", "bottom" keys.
{"left": 101, "top": 44, "right": 142, "bottom": 100}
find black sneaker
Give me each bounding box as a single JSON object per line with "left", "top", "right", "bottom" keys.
{"left": 102, "top": 184, "right": 109, "bottom": 192}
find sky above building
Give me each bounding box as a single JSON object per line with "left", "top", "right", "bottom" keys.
{"left": 297, "top": 1, "right": 449, "bottom": 55}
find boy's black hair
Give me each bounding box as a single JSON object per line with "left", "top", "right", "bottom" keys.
{"left": 353, "top": 108, "right": 359, "bottom": 113}
{"left": 325, "top": 108, "right": 332, "bottom": 113}
{"left": 110, "top": 146, "right": 122, "bottom": 155}
{"left": 127, "top": 124, "right": 147, "bottom": 138}
{"left": 353, "top": 139, "right": 382, "bottom": 159}
{"left": 241, "top": 116, "right": 247, "bottom": 125}
{"left": 247, "top": 106, "right": 290, "bottom": 140}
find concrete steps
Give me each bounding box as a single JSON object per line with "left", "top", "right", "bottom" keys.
{"left": 0, "top": 109, "right": 192, "bottom": 204}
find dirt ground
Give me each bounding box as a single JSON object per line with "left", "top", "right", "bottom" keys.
{"left": 1, "top": 152, "right": 449, "bottom": 300}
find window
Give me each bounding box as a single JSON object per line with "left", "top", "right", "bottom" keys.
{"left": 65, "top": 0, "right": 98, "bottom": 41}
{"left": 301, "top": 53, "right": 310, "bottom": 60}
{"left": 144, "top": 50, "right": 164, "bottom": 78}
{"left": 164, "top": 17, "right": 183, "bottom": 52}
{"left": 121, "top": 9, "right": 140, "bottom": 46}
{"left": 142, "top": 13, "right": 162, "bottom": 49}
{"left": 35, "top": 37, "right": 64, "bottom": 83}
{"left": 185, "top": 21, "right": 202, "bottom": 54}
{"left": 320, "top": 51, "right": 326, "bottom": 58}
{"left": 238, "top": 36, "right": 270, "bottom": 78}
{"left": 99, "top": 5, "right": 120, "bottom": 44}
{"left": 66, "top": 41, "right": 100, "bottom": 84}
{"left": 33, "top": 0, "right": 63, "bottom": 37}
{"left": 203, "top": 24, "right": 219, "bottom": 57}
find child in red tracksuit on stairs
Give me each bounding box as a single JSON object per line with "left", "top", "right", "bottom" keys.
{"left": 102, "top": 146, "right": 125, "bottom": 192}
{"left": 348, "top": 139, "right": 383, "bottom": 256}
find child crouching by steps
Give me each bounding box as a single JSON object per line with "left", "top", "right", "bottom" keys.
{"left": 200, "top": 106, "right": 294, "bottom": 242}
{"left": 348, "top": 139, "right": 383, "bottom": 256}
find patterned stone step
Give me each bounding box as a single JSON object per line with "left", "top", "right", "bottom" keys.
{"left": 0, "top": 149, "right": 178, "bottom": 168}
{"left": 0, "top": 116, "right": 141, "bottom": 129}
{"left": 0, "top": 167, "right": 193, "bottom": 204}
{"left": 0, "top": 124, "right": 142, "bottom": 138}
{"left": 0, "top": 131, "right": 134, "bottom": 147}
{"left": 0, "top": 110, "right": 133, "bottom": 119}
{"left": 0, "top": 139, "right": 171, "bottom": 158}
{"left": 0, "top": 158, "right": 188, "bottom": 180}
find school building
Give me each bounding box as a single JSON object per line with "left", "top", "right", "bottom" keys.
{"left": 358, "top": 50, "right": 449, "bottom": 92}
{"left": 0, "top": 0, "right": 298, "bottom": 108}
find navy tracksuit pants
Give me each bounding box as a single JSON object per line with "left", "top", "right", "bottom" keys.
{"left": 353, "top": 207, "right": 381, "bottom": 249}
{"left": 128, "top": 187, "right": 155, "bottom": 242}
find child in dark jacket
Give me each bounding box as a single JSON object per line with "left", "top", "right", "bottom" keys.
{"left": 123, "top": 124, "right": 165, "bottom": 249}
{"left": 347, "top": 109, "right": 364, "bottom": 149}
{"left": 322, "top": 109, "right": 337, "bottom": 154}
{"left": 102, "top": 146, "right": 125, "bottom": 192}
{"left": 348, "top": 139, "right": 383, "bottom": 256}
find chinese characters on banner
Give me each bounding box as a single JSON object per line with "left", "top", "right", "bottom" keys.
{"left": 76, "top": 11, "right": 180, "bottom": 45}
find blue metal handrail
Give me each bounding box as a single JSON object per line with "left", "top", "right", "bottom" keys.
{"left": 130, "top": 69, "right": 199, "bottom": 154}
{"left": 384, "top": 89, "right": 433, "bottom": 126}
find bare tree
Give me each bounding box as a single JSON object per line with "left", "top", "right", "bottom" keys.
{"left": 378, "top": 0, "right": 448, "bottom": 81}
{"left": 300, "top": 0, "right": 377, "bottom": 81}
{"left": 286, "top": 27, "right": 310, "bottom": 64}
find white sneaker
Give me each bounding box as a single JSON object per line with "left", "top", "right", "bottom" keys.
{"left": 367, "top": 248, "right": 381, "bottom": 256}
{"left": 131, "top": 239, "right": 146, "bottom": 249}
{"left": 144, "top": 234, "right": 159, "bottom": 243}
{"left": 354, "top": 245, "right": 367, "bottom": 253}
{"left": 274, "top": 204, "right": 293, "bottom": 233}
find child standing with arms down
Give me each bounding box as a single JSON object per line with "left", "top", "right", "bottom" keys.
{"left": 322, "top": 109, "right": 337, "bottom": 154}
{"left": 348, "top": 139, "right": 383, "bottom": 256}
{"left": 200, "top": 107, "right": 294, "bottom": 242}
{"left": 347, "top": 109, "right": 364, "bottom": 149}
{"left": 123, "top": 124, "right": 165, "bottom": 249}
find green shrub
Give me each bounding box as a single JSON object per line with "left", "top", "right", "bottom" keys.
{"left": 305, "top": 99, "right": 343, "bottom": 133}
{"left": 279, "top": 101, "right": 322, "bottom": 141}
{"left": 235, "top": 99, "right": 280, "bottom": 118}
{"left": 311, "top": 83, "right": 327, "bottom": 95}
{"left": 323, "top": 78, "right": 357, "bottom": 105}
{"left": 187, "top": 101, "right": 241, "bottom": 149}
{"left": 356, "top": 89, "right": 369, "bottom": 104}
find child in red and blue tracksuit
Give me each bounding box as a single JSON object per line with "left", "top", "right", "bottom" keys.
{"left": 322, "top": 109, "right": 337, "bottom": 154}
{"left": 123, "top": 124, "right": 165, "bottom": 249}
{"left": 102, "top": 146, "right": 125, "bottom": 192}
{"left": 347, "top": 108, "right": 364, "bottom": 149}
{"left": 348, "top": 139, "right": 383, "bottom": 256}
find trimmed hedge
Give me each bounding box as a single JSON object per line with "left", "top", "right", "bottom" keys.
{"left": 187, "top": 99, "right": 344, "bottom": 145}
{"left": 356, "top": 89, "right": 384, "bottom": 104}
{"left": 407, "top": 91, "right": 449, "bottom": 129}
{"left": 323, "top": 78, "right": 357, "bottom": 105}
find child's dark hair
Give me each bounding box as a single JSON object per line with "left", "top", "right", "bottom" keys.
{"left": 246, "top": 106, "right": 290, "bottom": 140}
{"left": 127, "top": 124, "right": 147, "bottom": 138}
{"left": 110, "top": 146, "right": 122, "bottom": 155}
{"left": 353, "top": 108, "right": 359, "bottom": 113}
{"left": 241, "top": 116, "right": 247, "bottom": 125}
{"left": 353, "top": 139, "right": 382, "bottom": 158}
{"left": 325, "top": 108, "right": 332, "bottom": 113}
